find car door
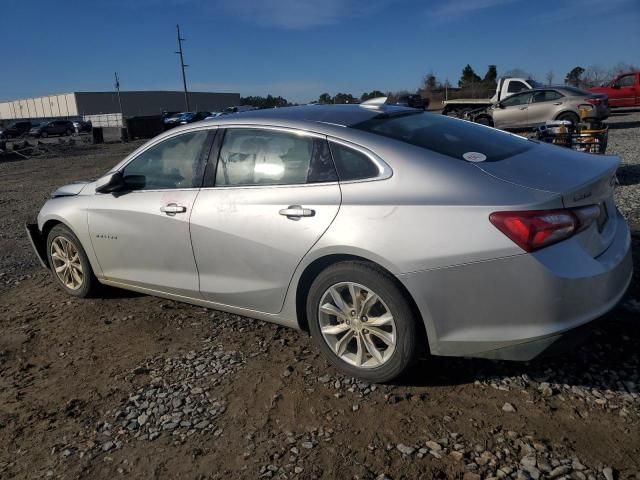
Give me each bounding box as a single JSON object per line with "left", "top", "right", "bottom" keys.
{"left": 190, "top": 126, "right": 341, "bottom": 313}
{"left": 492, "top": 92, "right": 532, "bottom": 129}
{"left": 610, "top": 74, "right": 637, "bottom": 107}
{"left": 88, "top": 128, "right": 213, "bottom": 296}
{"left": 526, "top": 90, "right": 564, "bottom": 127}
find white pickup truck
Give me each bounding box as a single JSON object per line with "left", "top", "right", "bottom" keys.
{"left": 442, "top": 77, "right": 543, "bottom": 117}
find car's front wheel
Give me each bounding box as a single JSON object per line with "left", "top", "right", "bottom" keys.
{"left": 307, "top": 261, "right": 420, "bottom": 383}
{"left": 46, "top": 224, "right": 98, "bottom": 297}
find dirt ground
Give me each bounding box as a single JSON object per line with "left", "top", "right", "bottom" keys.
{"left": 1, "top": 113, "right": 639, "bottom": 480}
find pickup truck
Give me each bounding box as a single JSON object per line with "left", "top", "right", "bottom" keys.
{"left": 589, "top": 72, "right": 640, "bottom": 107}
{"left": 442, "top": 77, "right": 543, "bottom": 117}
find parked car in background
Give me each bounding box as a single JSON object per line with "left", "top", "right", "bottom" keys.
{"left": 73, "top": 120, "right": 92, "bottom": 133}
{"left": 163, "top": 111, "right": 211, "bottom": 129}
{"left": 589, "top": 72, "right": 640, "bottom": 107}
{"left": 29, "top": 120, "right": 75, "bottom": 138}
{"left": 393, "top": 94, "right": 429, "bottom": 110}
{"left": 0, "top": 121, "right": 34, "bottom": 139}
{"left": 442, "top": 77, "right": 542, "bottom": 117}
{"left": 470, "top": 86, "right": 609, "bottom": 130}
{"left": 27, "top": 105, "right": 631, "bottom": 382}
{"left": 204, "top": 112, "right": 224, "bottom": 120}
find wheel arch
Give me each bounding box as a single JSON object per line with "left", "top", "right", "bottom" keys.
{"left": 294, "top": 253, "right": 429, "bottom": 352}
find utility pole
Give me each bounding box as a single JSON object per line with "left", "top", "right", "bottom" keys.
{"left": 114, "top": 72, "right": 128, "bottom": 141}
{"left": 114, "top": 72, "right": 124, "bottom": 120}
{"left": 175, "top": 24, "right": 190, "bottom": 111}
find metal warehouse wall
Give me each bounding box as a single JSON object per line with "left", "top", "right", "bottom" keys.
{"left": 0, "top": 93, "right": 77, "bottom": 120}
{"left": 75, "top": 91, "right": 240, "bottom": 117}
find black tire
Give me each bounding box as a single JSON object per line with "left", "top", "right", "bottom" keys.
{"left": 46, "top": 224, "right": 98, "bottom": 298}
{"left": 556, "top": 112, "right": 580, "bottom": 125}
{"left": 475, "top": 115, "right": 493, "bottom": 127}
{"left": 66, "top": 129, "right": 73, "bottom": 136}
{"left": 41, "top": 131, "right": 48, "bottom": 138}
{"left": 306, "top": 261, "right": 420, "bottom": 383}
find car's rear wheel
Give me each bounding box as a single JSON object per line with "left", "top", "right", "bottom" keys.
{"left": 46, "top": 224, "right": 98, "bottom": 298}
{"left": 41, "top": 131, "right": 48, "bottom": 138}
{"left": 66, "top": 128, "right": 73, "bottom": 136}
{"left": 556, "top": 112, "right": 580, "bottom": 125}
{"left": 307, "top": 261, "right": 420, "bottom": 383}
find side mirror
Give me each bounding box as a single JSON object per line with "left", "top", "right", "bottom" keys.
{"left": 495, "top": 103, "right": 505, "bottom": 109}
{"left": 95, "top": 171, "right": 124, "bottom": 193}
{"left": 612, "top": 84, "right": 620, "bottom": 89}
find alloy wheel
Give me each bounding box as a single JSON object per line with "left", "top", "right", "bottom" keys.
{"left": 50, "top": 236, "right": 84, "bottom": 290}
{"left": 318, "top": 282, "right": 396, "bottom": 369}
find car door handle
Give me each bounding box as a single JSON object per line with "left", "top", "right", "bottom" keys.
{"left": 160, "top": 203, "right": 187, "bottom": 215}
{"left": 519, "top": 106, "right": 528, "bottom": 110}
{"left": 279, "top": 205, "right": 315, "bottom": 219}
{"left": 553, "top": 102, "right": 563, "bottom": 105}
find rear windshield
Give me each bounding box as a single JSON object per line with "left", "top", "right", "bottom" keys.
{"left": 351, "top": 112, "right": 532, "bottom": 162}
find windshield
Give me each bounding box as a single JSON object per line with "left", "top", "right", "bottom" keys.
{"left": 528, "top": 79, "right": 544, "bottom": 88}
{"left": 351, "top": 112, "right": 532, "bottom": 162}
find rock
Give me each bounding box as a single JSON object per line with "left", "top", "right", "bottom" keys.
{"left": 301, "top": 441, "right": 314, "bottom": 449}
{"left": 137, "top": 413, "right": 149, "bottom": 426}
{"left": 549, "top": 465, "right": 572, "bottom": 478}
{"left": 463, "top": 473, "right": 481, "bottom": 480}
{"left": 502, "top": 402, "right": 517, "bottom": 413}
{"left": 102, "top": 441, "right": 114, "bottom": 452}
{"left": 450, "top": 451, "right": 464, "bottom": 462}
{"left": 602, "top": 467, "right": 614, "bottom": 480}
{"left": 425, "top": 440, "right": 442, "bottom": 451}
{"left": 396, "top": 443, "right": 415, "bottom": 456}
{"left": 520, "top": 455, "right": 537, "bottom": 469}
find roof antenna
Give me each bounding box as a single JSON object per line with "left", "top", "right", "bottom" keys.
{"left": 360, "top": 96, "right": 388, "bottom": 108}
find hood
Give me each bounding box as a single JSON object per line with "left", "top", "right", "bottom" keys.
{"left": 472, "top": 141, "right": 619, "bottom": 208}
{"left": 52, "top": 181, "right": 89, "bottom": 198}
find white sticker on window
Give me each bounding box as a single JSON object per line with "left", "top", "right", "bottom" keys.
{"left": 463, "top": 152, "right": 487, "bottom": 162}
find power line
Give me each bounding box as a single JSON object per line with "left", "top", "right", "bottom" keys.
{"left": 175, "top": 24, "right": 190, "bottom": 111}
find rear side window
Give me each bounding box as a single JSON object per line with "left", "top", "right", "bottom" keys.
{"left": 329, "top": 142, "right": 379, "bottom": 181}
{"left": 215, "top": 128, "right": 337, "bottom": 186}
{"left": 507, "top": 81, "right": 529, "bottom": 93}
{"left": 351, "top": 112, "right": 531, "bottom": 163}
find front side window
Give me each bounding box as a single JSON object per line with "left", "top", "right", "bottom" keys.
{"left": 122, "top": 130, "right": 209, "bottom": 190}
{"left": 501, "top": 92, "right": 533, "bottom": 107}
{"left": 532, "top": 90, "right": 563, "bottom": 103}
{"left": 507, "top": 81, "right": 528, "bottom": 93}
{"left": 215, "top": 128, "right": 337, "bottom": 186}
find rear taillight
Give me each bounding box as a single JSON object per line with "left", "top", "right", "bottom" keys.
{"left": 489, "top": 205, "right": 601, "bottom": 252}
{"left": 585, "top": 97, "right": 602, "bottom": 106}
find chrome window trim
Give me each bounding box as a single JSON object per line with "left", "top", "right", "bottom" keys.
{"left": 327, "top": 136, "right": 393, "bottom": 183}
{"left": 112, "top": 127, "right": 215, "bottom": 193}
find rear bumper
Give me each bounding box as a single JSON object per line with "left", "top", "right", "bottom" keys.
{"left": 26, "top": 223, "right": 49, "bottom": 269}
{"left": 398, "top": 211, "right": 633, "bottom": 360}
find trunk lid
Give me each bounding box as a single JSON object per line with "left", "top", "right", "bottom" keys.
{"left": 474, "top": 142, "right": 620, "bottom": 257}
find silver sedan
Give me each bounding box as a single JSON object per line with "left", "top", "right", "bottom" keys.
{"left": 27, "top": 104, "right": 632, "bottom": 382}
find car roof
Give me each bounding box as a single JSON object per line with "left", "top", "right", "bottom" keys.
{"left": 200, "top": 104, "right": 417, "bottom": 130}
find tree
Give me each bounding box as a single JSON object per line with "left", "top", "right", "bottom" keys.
{"left": 483, "top": 65, "right": 498, "bottom": 89}
{"left": 318, "top": 93, "right": 333, "bottom": 104}
{"left": 564, "top": 66, "right": 585, "bottom": 87}
{"left": 545, "top": 70, "right": 555, "bottom": 86}
{"left": 583, "top": 65, "right": 609, "bottom": 87}
{"left": 503, "top": 68, "right": 534, "bottom": 79}
{"left": 333, "top": 93, "right": 357, "bottom": 104}
{"left": 240, "top": 95, "right": 288, "bottom": 108}
{"left": 361, "top": 90, "right": 386, "bottom": 101}
{"left": 458, "top": 64, "right": 482, "bottom": 88}
{"left": 608, "top": 62, "right": 639, "bottom": 80}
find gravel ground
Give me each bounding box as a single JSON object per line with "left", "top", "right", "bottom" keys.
{"left": 1, "top": 111, "right": 639, "bottom": 479}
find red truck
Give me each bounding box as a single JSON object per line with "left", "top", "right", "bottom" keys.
{"left": 589, "top": 71, "right": 640, "bottom": 107}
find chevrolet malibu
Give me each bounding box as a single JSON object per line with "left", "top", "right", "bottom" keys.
{"left": 27, "top": 103, "right": 632, "bottom": 382}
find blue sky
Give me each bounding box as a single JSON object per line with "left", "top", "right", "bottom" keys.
{"left": 2, "top": 0, "right": 639, "bottom": 103}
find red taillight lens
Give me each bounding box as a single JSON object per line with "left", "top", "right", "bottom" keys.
{"left": 489, "top": 206, "right": 600, "bottom": 252}
{"left": 586, "top": 97, "right": 602, "bottom": 106}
